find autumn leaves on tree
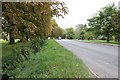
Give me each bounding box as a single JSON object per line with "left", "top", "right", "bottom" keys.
{"left": 2, "top": 2, "right": 68, "bottom": 44}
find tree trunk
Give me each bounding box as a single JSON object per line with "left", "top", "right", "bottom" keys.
{"left": 26, "top": 35, "right": 29, "bottom": 41}
{"left": 117, "top": 31, "right": 120, "bottom": 42}
{"left": 107, "top": 33, "right": 110, "bottom": 43}
{"left": 9, "top": 25, "right": 15, "bottom": 44}
{"left": 107, "top": 38, "right": 109, "bottom": 43}
{"left": 117, "top": 35, "right": 120, "bottom": 42}
{"left": 9, "top": 34, "right": 15, "bottom": 44}
{"left": 106, "top": 29, "right": 110, "bottom": 43}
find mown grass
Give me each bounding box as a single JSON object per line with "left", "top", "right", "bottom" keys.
{"left": 79, "top": 40, "right": 120, "bottom": 45}
{"left": 4, "top": 39, "right": 91, "bottom": 78}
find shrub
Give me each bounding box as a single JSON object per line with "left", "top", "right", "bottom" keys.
{"left": 2, "top": 38, "right": 45, "bottom": 74}
{"left": 31, "top": 38, "right": 45, "bottom": 54}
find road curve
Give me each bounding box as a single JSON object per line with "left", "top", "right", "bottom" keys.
{"left": 56, "top": 39, "right": 119, "bottom": 78}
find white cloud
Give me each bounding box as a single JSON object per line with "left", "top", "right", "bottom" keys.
{"left": 54, "top": 0, "right": 119, "bottom": 29}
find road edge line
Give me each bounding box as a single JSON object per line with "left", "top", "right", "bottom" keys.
{"left": 88, "top": 67, "right": 100, "bottom": 78}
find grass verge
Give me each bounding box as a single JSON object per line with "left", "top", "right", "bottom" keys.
{"left": 79, "top": 40, "right": 120, "bottom": 45}
{"left": 5, "top": 39, "right": 91, "bottom": 78}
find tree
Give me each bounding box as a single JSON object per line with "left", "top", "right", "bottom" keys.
{"left": 49, "top": 18, "right": 59, "bottom": 38}
{"left": 74, "top": 24, "right": 88, "bottom": 40}
{"left": 75, "top": 24, "right": 83, "bottom": 39}
{"left": 2, "top": 2, "right": 68, "bottom": 44}
{"left": 87, "top": 3, "right": 117, "bottom": 42}
{"left": 111, "top": 9, "right": 120, "bottom": 42}
{"left": 50, "top": 18, "right": 65, "bottom": 39}
{"left": 101, "top": 4, "right": 117, "bottom": 42}
{"left": 84, "top": 30, "right": 94, "bottom": 40}
{"left": 87, "top": 12, "right": 105, "bottom": 40}
{"left": 66, "top": 27, "right": 74, "bottom": 39}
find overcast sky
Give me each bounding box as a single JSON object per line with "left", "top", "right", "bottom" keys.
{"left": 54, "top": 0, "right": 120, "bottom": 29}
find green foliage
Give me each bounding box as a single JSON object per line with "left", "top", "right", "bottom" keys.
{"left": 8, "top": 40, "right": 91, "bottom": 78}
{"left": 111, "top": 10, "right": 120, "bottom": 42}
{"left": 2, "top": 43, "right": 30, "bottom": 72}
{"left": 74, "top": 24, "right": 87, "bottom": 40}
{"left": 87, "top": 3, "right": 118, "bottom": 42}
{"left": 2, "top": 38, "right": 45, "bottom": 74}
{"left": 84, "top": 31, "right": 94, "bottom": 40}
{"left": 31, "top": 38, "right": 44, "bottom": 53}
{"left": 1, "top": 32, "right": 8, "bottom": 41}
{"left": 2, "top": 2, "right": 68, "bottom": 43}
{"left": 66, "top": 28, "right": 75, "bottom": 39}
{"left": 50, "top": 18, "right": 65, "bottom": 39}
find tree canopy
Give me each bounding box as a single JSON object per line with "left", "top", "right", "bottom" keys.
{"left": 87, "top": 3, "right": 118, "bottom": 42}
{"left": 66, "top": 27, "right": 74, "bottom": 39}
{"left": 2, "top": 1, "right": 68, "bottom": 44}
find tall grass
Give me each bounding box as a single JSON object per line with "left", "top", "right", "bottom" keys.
{"left": 2, "top": 38, "right": 45, "bottom": 74}
{"left": 10, "top": 40, "right": 91, "bottom": 78}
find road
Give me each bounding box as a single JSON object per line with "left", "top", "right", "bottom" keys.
{"left": 56, "top": 39, "right": 119, "bottom": 78}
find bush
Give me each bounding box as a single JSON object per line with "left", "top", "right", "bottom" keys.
{"left": 2, "top": 38, "right": 45, "bottom": 74}
{"left": 31, "top": 38, "right": 45, "bottom": 54}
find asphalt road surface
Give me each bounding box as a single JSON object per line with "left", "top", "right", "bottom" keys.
{"left": 56, "top": 39, "right": 119, "bottom": 78}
